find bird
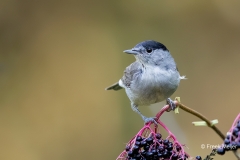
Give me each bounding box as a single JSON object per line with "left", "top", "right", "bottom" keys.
{"left": 105, "top": 40, "right": 185, "bottom": 124}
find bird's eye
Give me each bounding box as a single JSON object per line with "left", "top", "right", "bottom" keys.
{"left": 146, "top": 48, "right": 152, "bottom": 53}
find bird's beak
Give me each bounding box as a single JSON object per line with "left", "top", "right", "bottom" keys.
{"left": 123, "top": 49, "right": 139, "bottom": 55}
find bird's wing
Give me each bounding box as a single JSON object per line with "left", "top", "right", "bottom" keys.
{"left": 121, "top": 61, "right": 142, "bottom": 88}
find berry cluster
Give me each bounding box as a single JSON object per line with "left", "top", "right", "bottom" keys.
{"left": 116, "top": 105, "right": 192, "bottom": 160}
{"left": 116, "top": 104, "right": 206, "bottom": 160}
{"left": 217, "top": 118, "right": 240, "bottom": 155}
{"left": 120, "top": 132, "right": 203, "bottom": 160}
{"left": 124, "top": 133, "right": 188, "bottom": 160}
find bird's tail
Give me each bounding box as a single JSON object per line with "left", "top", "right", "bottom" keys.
{"left": 105, "top": 82, "right": 123, "bottom": 91}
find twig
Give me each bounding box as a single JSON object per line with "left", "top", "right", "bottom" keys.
{"left": 174, "top": 101, "right": 240, "bottom": 160}
{"left": 176, "top": 102, "right": 225, "bottom": 140}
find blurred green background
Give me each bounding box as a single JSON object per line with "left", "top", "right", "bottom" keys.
{"left": 0, "top": 0, "right": 240, "bottom": 160}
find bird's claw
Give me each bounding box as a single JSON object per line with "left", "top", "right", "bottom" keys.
{"left": 143, "top": 116, "right": 158, "bottom": 125}
{"left": 167, "top": 98, "right": 176, "bottom": 112}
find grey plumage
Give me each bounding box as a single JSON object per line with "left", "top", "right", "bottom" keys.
{"left": 105, "top": 61, "right": 142, "bottom": 90}
{"left": 106, "top": 40, "right": 185, "bottom": 124}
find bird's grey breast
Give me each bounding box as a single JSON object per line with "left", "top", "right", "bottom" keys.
{"left": 125, "top": 65, "right": 180, "bottom": 106}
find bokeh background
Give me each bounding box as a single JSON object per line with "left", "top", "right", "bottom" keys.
{"left": 0, "top": 0, "right": 240, "bottom": 160}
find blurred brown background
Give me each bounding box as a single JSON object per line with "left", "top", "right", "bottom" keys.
{"left": 0, "top": 0, "right": 240, "bottom": 160}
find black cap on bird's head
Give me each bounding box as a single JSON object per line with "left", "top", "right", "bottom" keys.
{"left": 123, "top": 40, "right": 168, "bottom": 55}
{"left": 135, "top": 40, "right": 168, "bottom": 51}
{"left": 123, "top": 40, "right": 173, "bottom": 66}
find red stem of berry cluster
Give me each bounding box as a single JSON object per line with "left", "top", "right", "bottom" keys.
{"left": 229, "top": 113, "right": 240, "bottom": 133}
{"left": 117, "top": 102, "right": 189, "bottom": 160}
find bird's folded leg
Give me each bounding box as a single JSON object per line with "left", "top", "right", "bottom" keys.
{"left": 131, "top": 103, "right": 157, "bottom": 125}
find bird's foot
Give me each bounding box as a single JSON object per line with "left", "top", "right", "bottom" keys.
{"left": 166, "top": 98, "right": 176, "bottom": 112}
{"left": 142, "top": 116, "right": 158, "bottom": 125}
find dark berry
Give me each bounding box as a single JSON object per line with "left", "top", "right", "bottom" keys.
{"left": 163, "top": 139, "right": 169, "bottom": 145}
{"left": 195, "top": 155, "right": 202, "bottom": 160}
{"left": 163, "top": 151, "right": 168, "bottom": 158}
{"left": 141, "top": 141, "right": 147, "bottom": 147}
{"left": 226, "top": 134, "right": 230, "bottom": 139}
{"left": 231, "top": 142, "right": 238, "bottom": 150}
{"left": 146, "top": 152, "right": 153, "bottom": 157}
{"left": 217, "top": 147, "right": 225, "bottom": 155}
{"left": 224, "top": 139, "right": 230, "bottom": 145}
{"left": 128, "top": 151, "right": 134, "bottom": 157}
{"left": 153, "top": 155, "right": 158, "bottom": 160}
{"left": 134, "top": 154, "right": 141, "bottom": 159}
{"left": 144, "top": 145, "right": 150, "bottom": 151}
{"left": 155, "top": 133, "right": 162, "bottom": 139}
{"left": 158, "top": 146, "right": 165, "bottom": 152}
{"left": 158, "top": 139, "right": 163, "bottom": 144}
{"left": 157, "top": 153, "right": 163, "bottom": 158}
{"left": 146, "top": 137, "right": 153, "bottom": 144}
{"left": 237, "top": 122, "right": 240, "bottom": 129}
{"left": 168, "top": 150, "right": 173, "bottom": 156}
{"left": 132, "top": 145, "right": 140, "bottom": 152}
{"left": 233, "top": 127, "right": 239, "bottom": 136}
{"left": 167, "top": 145, "right": 173, "bottom": 151}
{"left": 135, "top": 141, "right": 141, "bottom": 146}
{"left": 151, "top": 149, "right": 157, "bottom": 155}
{"left": 125, "top": 146, "right": 130, "bottom": 151}
{"left": 136, "top": 136, "right": 142, "bottom": 142}
{"left": 176, "top": 145, "right": 181, "bottom": 151}
{"left": 172, "top": 153, "right": 179, "bottom": 160}
{"left": 225, "top": 144, "right": 231, "bottom": 151}
{"left": 141, "top": 151, "right": 146, "bottom": 156}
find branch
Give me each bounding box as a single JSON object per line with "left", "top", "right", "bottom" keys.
{"left": 176, "top": 101, "right": 225, "bottom": 140}
{"left": 173, "top": 100, "right": 240, "bottom": 160}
